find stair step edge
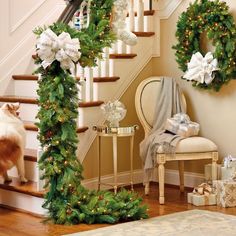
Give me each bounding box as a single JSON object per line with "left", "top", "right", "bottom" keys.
{"left": 133, "top": 32, "right": 155, "bottom": 37}
{"left": 13, "top": 75, "right": 120, "bottom": 83}
{"left": 0, "top": 177, "right": 44, "bottom": 198}
{"left": 23, "top": 121, "right": 89, "bottom": 133}
{"left": 109, "top": 54, "right": 137, "bottom": 59}
{"left": 0, "top": 96, "right": 104, "bottom": 108}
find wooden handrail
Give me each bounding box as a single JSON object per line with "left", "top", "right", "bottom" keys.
{"left": 57, "top": 0, "right": 83, "bottom": 24}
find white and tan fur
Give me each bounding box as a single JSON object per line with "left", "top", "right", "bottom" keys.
{"left": 0, "top": 103, "right": 27, "bottom": 183}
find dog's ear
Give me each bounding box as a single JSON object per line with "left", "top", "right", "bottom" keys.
{"left": 1, "top": 103, "right": 11, "bottom": 110}
{"left": 12, "top": 102, "right": 20, "bottom": 111}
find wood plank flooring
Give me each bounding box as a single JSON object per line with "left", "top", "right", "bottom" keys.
{"left": 0, "top": 183, "right": 236, "bottom": 236}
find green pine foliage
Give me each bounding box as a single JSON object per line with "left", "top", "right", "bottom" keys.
{"left": 34, "top": 0, "right": 148, "bottom": 225}
{"left": 173, "top": 0, "right": 236, "bottom": 91}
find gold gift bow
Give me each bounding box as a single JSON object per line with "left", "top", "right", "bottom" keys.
{"left": 193, "top": 183, "right": 215, "bottom": 205}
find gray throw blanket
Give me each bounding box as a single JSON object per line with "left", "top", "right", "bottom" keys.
{"left": 140, "top": 77, "right": 185, "bottom": 183}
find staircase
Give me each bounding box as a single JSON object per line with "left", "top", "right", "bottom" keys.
{"left": 0, "top": 0, "right": 172, "bottom": 215}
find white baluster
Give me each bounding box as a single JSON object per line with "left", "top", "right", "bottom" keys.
{"left": 97, "top": 59, "right": 102, "bottom": 77}
{"left": 104, "top": 47, "right": 110, "bottom": 77}
{"left": 86, "top": 0, "right": 91, "bottom": 28}
{"left": 137, "top": 0, "right": 144, "bottom": 32}
{"left": 129, "top": 0, "right": 135, "bottom": 32}
{"left": 36, "top": 147, "right": 45, "bottom": 191}
{"left": 111, "top": 42, "right": 118, "bottom": 54}
{"left": 86, "top": 67, "right": 94, "bottom": 101}
{"left": 79, "top": 1, "right": 87, "bottom": 29}
{"left": 121, "top": 41, "right": 127, "bottom": 54}
{"left": 79, "top": 67, "right": 86, "bottom": 101}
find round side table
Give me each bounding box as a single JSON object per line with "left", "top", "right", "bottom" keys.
{"left": 93, "top": 125, "right": 138, "bottom": 194}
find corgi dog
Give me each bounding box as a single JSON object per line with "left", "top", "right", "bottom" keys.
{"left": 0, "top": 103, "right": 27, "bottom": 183}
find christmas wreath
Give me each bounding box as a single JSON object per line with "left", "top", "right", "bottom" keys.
{"left": 173, "top": 0, "right": 236, "bottom": 91}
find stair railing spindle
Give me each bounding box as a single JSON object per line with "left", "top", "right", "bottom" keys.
{"left": 137, "top": 0, "right": 144, "bottom": 31}
{"left": 129, "top": 0, "right": 135, "bottom": 31}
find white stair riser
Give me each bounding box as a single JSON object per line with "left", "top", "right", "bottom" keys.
{"left": 25, "top": 130, "right": 84, "bottom": 149}
{"left": 78, "top": 107, "right": 103, "bottom": 127}
{"left": 26, "top": 130, "right": 39, "bottom": 149}
{"left": 8, "top": 160, "right": 38, "bottom": 182}
{"left": 14, "top": 80, "right": 38, "bottom": 97}
{"left": 93, "top": 82, "right": 119, "bottom": 101}
{"left": 20, "top": 103, "right": 38, "bottom": 121}
{"left": 0, "top": 189, "right": 45, "bottom": 215}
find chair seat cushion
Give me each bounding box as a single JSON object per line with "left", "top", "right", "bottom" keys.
{"left": 157, "top": 136, "right": 217, "bottom": 153}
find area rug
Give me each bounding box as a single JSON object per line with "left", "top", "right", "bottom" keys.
{"left": 65, "top": 210, "right": 236, "bottom": 236}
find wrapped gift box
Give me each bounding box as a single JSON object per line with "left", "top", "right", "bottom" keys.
{"left": 204, "top": 163, "right": 221, "bottom": 182}
{"left": 213, "top": 180, "right": 236, "bottom": 207}
{"left": 223, "top": 155, "right": 236, "bottom": 168}
{"left": 187, "top": 192, "right": 216, "bottom": 206}
{"left": 221, "top": 166, "right": 236, "bottom": 180}
{"left": 165, "top": 113, "right": 199, "bottom": 138}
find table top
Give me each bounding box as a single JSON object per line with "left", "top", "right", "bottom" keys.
{"left": 93, "top": 125, "right": 139, "bottom": 137}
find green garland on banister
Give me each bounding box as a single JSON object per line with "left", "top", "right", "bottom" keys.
{"left": 173, "top": 0, "right": 236, "bottom": 91}
{"left": 34, "top": 0, "right": 148, "bottom": 225}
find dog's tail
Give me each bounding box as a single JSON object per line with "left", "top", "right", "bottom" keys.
{"left": 0, "top": 138, "right": 22, "bottom": 174}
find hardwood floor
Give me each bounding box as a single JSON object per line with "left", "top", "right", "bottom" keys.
{"left": 1, "top": 183, "right": 236, "bottom": 236}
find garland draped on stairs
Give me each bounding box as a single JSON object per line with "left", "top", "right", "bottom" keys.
{"left": 34, "top": 0, "right": 148, "bottom": 225}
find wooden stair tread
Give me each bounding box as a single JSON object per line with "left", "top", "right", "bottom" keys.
{"left": 12, "top": 75, "right": 38, "bottom": 81}
{"left": 0, "top": 96, "right": 37, "bottom": 104}
{"left": 93, "top": 76, "right": 120, "bottom": 82}
{"left": 34, "top": 53, "right": 138, "bottom": 60}
{"left": 24, "top": 149, "right": 37, "bottom": 162}
{"left": 109, "top": 53, "right": 137, "bottom": 59}
{"left": 79, "top": 100, "right": 104, "bottom": 107}
{"left": 0, "top": 96, "right": 103, "bottom": 108}
{"left": 0, "top": 177, "right": 44, "bottom": 198}
{"left": 127, "top": 10, "right": 155, "bottom": 17}
{"left": 13, "top": 75, "right": 120, "bottom": 83}
{"left": 133, "top": 32, "right": 155, "bottom": 37}
{"left": 23, "top": 121, "right": 89, "bottom": 133}
{"left": 23, "top": 121, "right": 38, "bottom": 131}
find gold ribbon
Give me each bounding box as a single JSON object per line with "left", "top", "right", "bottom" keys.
{"left": 193, "top": 183, "right": 214, "bottom": 205}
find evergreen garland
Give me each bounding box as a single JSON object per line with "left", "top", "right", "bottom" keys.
{"left": 173, "top": 0, "right": 236, "bottom": 91}
{"left": 34, "top": 0, "right": 148, "bottom": 225}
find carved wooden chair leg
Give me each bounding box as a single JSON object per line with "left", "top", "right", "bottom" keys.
{"left": 157, "top": 154, "right": 166, "bottom": 204}
{"left": 212, "top": 152, "right": 218, "bottom": 181}
{"left": 178, "top": 160, "right": 185, "bottom": 192}
{"left": 144, "top": 182, "right": 150, "bottom": 195}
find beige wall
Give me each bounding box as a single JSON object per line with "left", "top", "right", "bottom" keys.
{"left": 83, "top": 0, "right": 236, "bottom": 178}
{"left": 83, "top": 60, "right": 154, "bottom": 179}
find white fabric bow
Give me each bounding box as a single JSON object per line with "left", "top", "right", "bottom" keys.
{"left": 183, "top": 52, "right": 218, "bottom": 85}
{"left": 36, "top": 29, "right": 81, "bottom": 73}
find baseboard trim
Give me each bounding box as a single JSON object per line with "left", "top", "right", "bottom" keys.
{"left": 82, "top": 168, "right": 204, "bottom": 190}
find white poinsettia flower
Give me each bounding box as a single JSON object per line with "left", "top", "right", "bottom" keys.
{"left": 36, "top": 28, "right": 81, "bottom": 72}
{"left": 183, "top": 52, "right": 218, "bottom": 85}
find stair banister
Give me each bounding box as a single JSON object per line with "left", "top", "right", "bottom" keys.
{"left": 57, "top": 0, "right": 83, "bottom": 24}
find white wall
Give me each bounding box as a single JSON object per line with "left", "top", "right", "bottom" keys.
{"left": 0, "top": 0, "right": 65, "bottom": 95}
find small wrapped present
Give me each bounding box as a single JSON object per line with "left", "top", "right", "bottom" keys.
{"left": 213, "top": 179, "right": 236, "bottom": 207}
{"left": 165, "top": 113, "right": 200, "bottom": 138}
{"left": 221, "top": 166, "right": 236, "bottom": 180}
{"left": 223, "top": 155, "right": 236, "bottom": 168}
{"left": 204, "top": 163, "right": 221, "bottom": 182}
{"left": 187, "top": 183, "right": 216, "bottom": 206}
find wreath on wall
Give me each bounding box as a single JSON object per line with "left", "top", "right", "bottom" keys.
{"left": 173, "top": 0, "right": 236, "bottom": 91}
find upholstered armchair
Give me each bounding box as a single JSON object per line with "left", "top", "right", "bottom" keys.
{"left": 135, "top": 76, "right": 218, "bottom": 204}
